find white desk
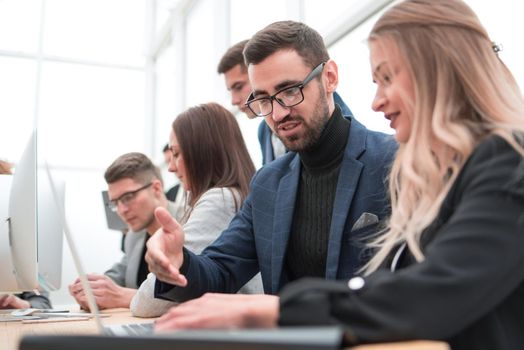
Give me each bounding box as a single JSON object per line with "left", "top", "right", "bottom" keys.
{"left": 1, "top": 308, "right": 149, "bottom": 350}
{"left": 2, "top": 308, "right": 449, "bottom": 350}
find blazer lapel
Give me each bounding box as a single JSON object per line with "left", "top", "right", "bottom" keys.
{"left": 325, "top": 118, "right": 366, "bottom": 279}
{"left": 264, "top": 127, "right": 275, "bottom": 163}
{"left": 270, "top": 155, "right": 301, "bottom": 293}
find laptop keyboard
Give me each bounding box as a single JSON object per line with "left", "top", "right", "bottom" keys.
{"left": 105, "top": 322, "right": 155, "bottom": 336}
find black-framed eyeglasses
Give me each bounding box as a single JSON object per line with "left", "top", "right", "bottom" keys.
{"left": 108, "top": 182, "right": 152, "bottom": 212}
{"left": 244, "top": 62, "right": 326, "bottom": 117}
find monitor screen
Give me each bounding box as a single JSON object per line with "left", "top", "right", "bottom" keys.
{"left": 37, "top": 168, "right": 65, "bottom": 291}
{"left": 101, "top": 190, "right": 127, "bottom": 231}
{"left": 0, "top": 174, "right": 21, "bottom": 292}
{"left": 0, "top": 130, "right": 64, "bottom": 293}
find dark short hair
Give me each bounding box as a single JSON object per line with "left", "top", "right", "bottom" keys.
{"left": 217, "top": 39, "right": 249, "bottom": 74}
{"left": 244, "top": 21, "right": 329, "bottom": 69}
{"left": 172, "top": 102, "right": 255, "bottom": 208}
{"left": 104, "top": 152, "right": 163, "bottom": 186}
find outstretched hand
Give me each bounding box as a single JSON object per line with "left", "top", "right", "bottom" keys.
{"left": 145, "top": 207, "right": 187, "bottom": 286}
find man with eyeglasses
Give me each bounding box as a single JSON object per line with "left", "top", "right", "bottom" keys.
{"left": 217, "top": 39, "right": 352, "bottom": 165}
{"left": 146, "top": 20, "right": 397, "bottom": 329}
{"left": 68, "top": 152, "right": 177, "bottom": 310}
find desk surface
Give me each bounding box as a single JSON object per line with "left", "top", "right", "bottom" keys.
{"left": 1, "top": 308, "right": 449, "bottom": 350}
{"left": 1, "top": 308, "right": 149, "bottom": 350}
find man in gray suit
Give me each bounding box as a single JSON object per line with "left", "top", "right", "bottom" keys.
{"left": 68, "top": 152, "right": 176, "bottom": 310}
{"left": 146, "top": 21, "right": 396, "bottom": 329}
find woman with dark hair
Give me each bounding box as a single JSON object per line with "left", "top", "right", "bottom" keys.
{"left": 131, "top": 102, "right": 262, "bottom": 317}
{"left": 170, "top": 102, "right": 255, "bottom": 217}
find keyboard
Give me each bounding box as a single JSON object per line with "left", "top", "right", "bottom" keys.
{"left": 104, "top": 322, "right": 155, "bottom": 336}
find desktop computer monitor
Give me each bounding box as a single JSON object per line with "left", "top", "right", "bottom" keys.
{"left": 101, "top": 190, "right": 127, "bottom": 231}
{"left": 0, "top": 130, "right": 64, "bottom": 293}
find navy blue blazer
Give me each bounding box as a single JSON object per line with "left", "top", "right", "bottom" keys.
{"left": 258, "top": 91, "right": 353, "bottom": 165}
{"left": 156, "top": 113, "right": 397, "bottom": 302}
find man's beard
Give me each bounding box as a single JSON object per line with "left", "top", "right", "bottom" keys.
{"left": 276, "top": 91, "right": 330, "bottom": 152}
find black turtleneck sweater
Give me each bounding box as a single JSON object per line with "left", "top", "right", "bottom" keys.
{"left": 285, "top": 105, "right": 350, "bottom": 282}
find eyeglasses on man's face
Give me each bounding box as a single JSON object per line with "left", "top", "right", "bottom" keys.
{"left": 108, "top": 182, "right": 152, "bottom": 212}
{"left": 244, "top": 62, "right": 326, "bottom": 117}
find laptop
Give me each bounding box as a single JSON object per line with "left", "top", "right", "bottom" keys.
{"left": 19, "top": 166, "right": 344, "bottom": 349}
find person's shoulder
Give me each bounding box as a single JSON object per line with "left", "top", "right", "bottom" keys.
{"left": 347, "top": 115, "right": 395, "bottom": 143}
{"left": 459, "top": 134, "right": 524, "bottom": 190}
{"left": 257, "top": 152, "right": 297, "bottom": 174}
{"left": 251, "top": 152, "right": 298, "bottom": 187}
{"left": 472, "top": 134, "right": 520, "bottom": 157}
{"left": 198, "top": 187, "right": 240, "bottom": 203}
{"left": 348, "top": 116, "right": 397, "bottom": 162}
{"left": 453, "top": 135, "right": 516, "bottom": 174}
{"left": 463, "top": 134, "right": 523, "bottom": 172}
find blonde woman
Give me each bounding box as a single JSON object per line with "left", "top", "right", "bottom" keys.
{"left": 278, "top": 0, "right": 524, "bottom": 348}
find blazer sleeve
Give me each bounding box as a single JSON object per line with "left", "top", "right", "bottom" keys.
{"left": 133, "top": 188, "right": 257, "bottom": 316}
{"left": 155, "top": 180, "right": 262, "bottom": 302}
{"left": 18, "top": 291, "right": 52, "bottom": 309}
{"left": 279, "top": 137, "right": 524, "bottom": 344}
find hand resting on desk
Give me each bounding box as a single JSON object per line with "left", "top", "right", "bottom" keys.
{"left": 0, "top": 294, "right": 31, "bottom": 309}
{"left": 155, "top": 293, "right": 279, "bottom": 331}
{"left": 68, "top": 274, "right": 136, "bottom": 310}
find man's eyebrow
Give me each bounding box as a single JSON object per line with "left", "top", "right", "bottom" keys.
{"left": 252, "top": 79, "right": 301, "bottom": 97}
{"left": 274, "top": 79, "right": 300, "bottom": 91}
{"left": 230, "top": 81, "right": 245, "bottom": 89}
{"left": 251, "top": 89, "right": 267, "bottom": 97}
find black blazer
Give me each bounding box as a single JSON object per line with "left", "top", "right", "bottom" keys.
{"left": 279, "top": 135, "right": 524, "bottom": 350}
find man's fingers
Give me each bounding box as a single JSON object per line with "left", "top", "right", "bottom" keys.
{"left": 145, "top": 248, "right": 171, "bottom": 270}
{"left": 154, "top": 207, "right": 181, "bottom": 234}
{"left": 145, "top": 248, "right": 186, "bottom": 286}
{"left": 86, "top": 274, "right": 104, "bottom": 281}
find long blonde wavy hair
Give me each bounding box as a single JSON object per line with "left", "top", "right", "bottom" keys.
{"left": 363, "top": 0, "right": 524, "bottom": 274}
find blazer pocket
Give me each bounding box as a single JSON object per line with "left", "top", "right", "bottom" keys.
{"left": 350, "top": 212, "right": 379, "bottom": 232}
